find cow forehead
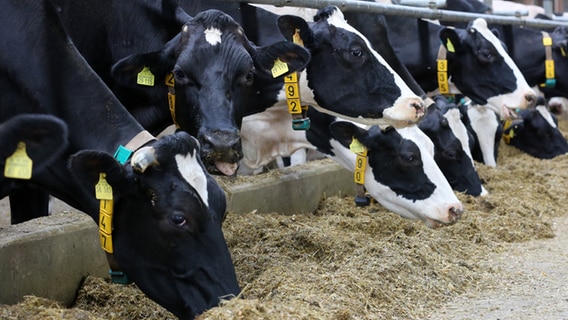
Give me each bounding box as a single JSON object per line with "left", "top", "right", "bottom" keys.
{"left": 322, "top": 8, "right": 417, "bottom": 101}
{"left": 396, "top": 126, "right": 435, "bottom": 157}
{"left": 175, "top": 150, "right": 209, "bottom": 205}
{"left": 204, "top": 27, "right": 223, "bottom": 45}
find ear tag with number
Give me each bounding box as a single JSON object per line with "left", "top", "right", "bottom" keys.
{"left": 349, "top": 138, "right": 366, "bottom": 155}
{"left": 137, "top": 66, "right": 155, "bottom": 86}
{"left": 446, "top": 38, "right": 455, "bottom": 53}
{"left": 271, "top": 58, "right": 289, "bottom": 78}
{"left": 95, "top": 173, "right": 113, "bottom": 200}
{"left": 4, "top": 142, "right": 33, "bottom": 180}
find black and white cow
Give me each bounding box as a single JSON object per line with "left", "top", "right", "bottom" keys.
{"left": 240, "top": 104, "right": 464, "bottom": 228}
{"left": 459, "top": 102, "right": 503, "bottom": 167}
{"left": 53, "top": 0, "right": 310, "bottom": 176}
{"left": 378, "top": 16, "right": 537, "bottom": 118}
{"left": 181, "top": 3, "right": 428, "bottom": 127}
{"left": 1, "top": 1, "right": 239, "bottom": 318}
{"left": 503, "top": 97, "right": 568, "bottom": 159}
{"left": 0, "top": 115, "right": 68, "bottom": 224}
{"left": 418, "top": 96, "right": 487, "bottom": 196}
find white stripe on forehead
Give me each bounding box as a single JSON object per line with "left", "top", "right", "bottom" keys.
{"left": 324, "top": 8, "right": 417, "bottom": 98}
{"left": 175, "top": 150, "right": 209, "bottom": 206}
{"left": 470, "top": 18, "right": 527, "bottom": 89}
{"left": 204, "top": 27, "right": 222, "bottom": 45}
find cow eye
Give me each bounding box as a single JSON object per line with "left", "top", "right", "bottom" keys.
{"left": 170, "top": 214, "right": 187, "bottom": 226}
{"left": 351, "top": 48, "right": 363, "bottom": 57}
{"left": 241, "top": 71, "right": 254, "bottom": 86}
{"left": 400, "top": 153, "right": 416, "bottom": 162}
{"left": 174, "top": 69, "right": 185, "bottom": 80}
{"left": 446, "top": 150, "right": 458, "bottom": 160}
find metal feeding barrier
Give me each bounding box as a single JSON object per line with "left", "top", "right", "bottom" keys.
{"left": 225, "top": 0, "right": 568, "bottom": 28}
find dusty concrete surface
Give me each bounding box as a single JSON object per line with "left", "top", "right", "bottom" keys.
{"left": 426, "top": 214, "right": 568, "bottom": 320}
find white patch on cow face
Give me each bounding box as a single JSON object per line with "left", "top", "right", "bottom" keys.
{"left": 324, "top": 8, "right": 424, "bottom": 125}
{"left": 204, "top": 27, "right": 222, "bottom": 46}
{"left": 536, "top": 105, "right": 557, "bottom": 128}
{"left": 444, "top": 108, "right": 475, "bottom": 164}
{"left": 468, "top": 104, "right": 499, "bottom": 167}
{"left": 471, "top": 18, "right": 534, "bottom": 112}
{"left": 329, "top": 123, "right": 461, "bottom": 226}
{"left": 175, "top": 150, "right": 209, "bottom": 206}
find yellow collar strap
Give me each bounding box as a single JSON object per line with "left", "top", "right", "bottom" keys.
{"left": 350, "top": 138, "right": 371, "bottom": 207}
{"left": 284, "top": 29, "right": 310, "bottom": 131}
{"left": 165, "top": 72, "right": 180, "bottom": 128}
{"left": 97, "top": 131, "right": 156, "bottom": 284}
{"left": 540, "top": 32, "right": 556, "bottom": 88}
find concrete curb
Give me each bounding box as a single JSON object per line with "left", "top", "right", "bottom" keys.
{"left": 0, "top": 159, "right": 354, "bottom": 306}
{"left": 0, "top": 212, "right": 108, "bottom": 306}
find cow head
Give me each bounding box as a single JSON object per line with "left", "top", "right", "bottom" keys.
{"left": 418, "top": 96, "right": 486, "bottom": 196}
{"left": 111, "top": 9, "right": 310, "bottom": 176}
{"left": 326, "top": 120, "right": 463, "bottom": 229}
{"left": 503, "top": 98, "right": 568, "bottom": 159}
{"left": 277, "top": 6, "right": 425, "bottom": 127}
{"left": 439, "top": 18, "right": 536, "bottom": 118}
{"left": 68, "top": 131, "right": 240, "bottom": 319}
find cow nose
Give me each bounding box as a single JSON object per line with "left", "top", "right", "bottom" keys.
{"left": 201, "top": 131, "right": 242, "bottom": 157}
{"left": 410, "top": 98, "right": 425, "bottom": 117}
{"left": 447, "top": 203, "right": 463, "bottom": 224}
{"left": 525, "top": 93, "right": 537, "bottom": 108}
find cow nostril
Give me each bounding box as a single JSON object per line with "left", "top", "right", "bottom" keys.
{"left": 526, "top": 94, "right": 537, "bottom": 107}
{"left": 448, "top": 206, "right": 463, "bottom": 222}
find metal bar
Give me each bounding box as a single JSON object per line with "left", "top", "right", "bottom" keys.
{"left": 228, "top": 0, "right": 568, "bottom": 28}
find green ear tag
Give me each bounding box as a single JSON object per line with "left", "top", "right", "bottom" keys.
{"left": 349, "top": 138, "right": 365, "bottom": 154}
{"left": 271, "top": 58, "right": 289, "bottom": 78}
{"left": 4, "top": 142, "right": 33, "bottom": 180}
{"left": 137, "top": 66, "right": 155, "bottom": 86}
{"left": 446, "top": 38, "right": 455, "bottom": 53}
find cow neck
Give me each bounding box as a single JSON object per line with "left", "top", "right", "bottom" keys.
{"left": 98, "top": 129, "right": 156, "bottom": 284}
{"left": 540, "top": 31, "right": 556, "bottom": 89}
{"left": 284, "top": 29, "right": 310, "bottom": 131}
{"left": 349, "top": 138, "right": 371, "bottom": 207}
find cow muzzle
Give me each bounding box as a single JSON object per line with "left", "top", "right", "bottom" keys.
{"left": 424, "top": 202, "right": 464, "bottom": 229}
{"left": 382, "top": 97, "right": 426, "bottom": 126}
{"left": 200, "top": 130, "right": 243, "bottom": 176}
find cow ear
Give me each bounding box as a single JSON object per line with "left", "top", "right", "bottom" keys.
{"left": 329, "top": 121, "right": 368, "bottom": 149}
{"left": 439, "top": 28, "right": 463, "bottom": 53}
{"left": 277, "top": 15, "right": 314, "bottom": 48}
{"left": 68, "top": 150, "right": 135, "bottom": 199}
{"left": 0, "top": 115, "right": 68, "bottom": 171}
{"left": 111, "top": 50, "right": 174, "bottom": 88}
{"left": 253, "top": 41, "right": 310, "bottom": 77}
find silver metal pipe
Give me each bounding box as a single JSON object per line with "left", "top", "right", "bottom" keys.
{"left": 227, "top": 0, "right": 568, "bottom": 28}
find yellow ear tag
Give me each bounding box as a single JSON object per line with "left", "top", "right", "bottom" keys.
{"left": 137, "top": 66, "right": 155, "bottom": 86}
{"left": 271, "top": 58, "right": 289, "bottom": 78}
{"left": 4, "top": 142, "right": 33, "bottom": 180}
{"left": 349, "top": 138, "right": 366, "bottom": 155}
{"left": 95, "top": 173, "right": 113, "bottom": 200}
{"left": 446, "top": 38, "right": 455, "bottom": 53}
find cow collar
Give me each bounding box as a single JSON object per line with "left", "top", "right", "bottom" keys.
{"left": 165, "top": 72, "right": 180, "bottom": 128}
{"left": 97, "top": 130, "right": 156, "bottom": 284}
{"left": 283, "top": 29, "right": 310, "bottom": 131}
{"left": 349, "top": 138, "right": 371, "bottom": 207}
{"left": 540, "top": 31, "right": 556, "bottom": 89}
